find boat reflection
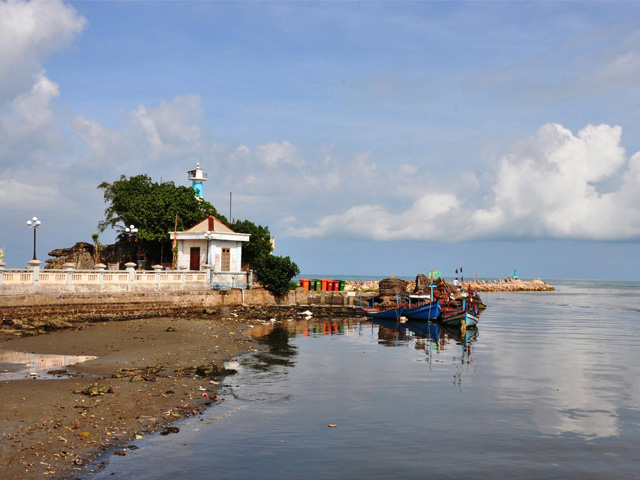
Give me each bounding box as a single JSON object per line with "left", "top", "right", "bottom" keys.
{"left": 247, "top": 317, "right": 478, "bottom": 368}
{"left": 367, "top": 318, "right": 478, "bottom": 365}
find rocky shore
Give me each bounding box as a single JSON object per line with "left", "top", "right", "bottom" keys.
{"left": 343, "top": 277, "right": 554, "bottom": 293}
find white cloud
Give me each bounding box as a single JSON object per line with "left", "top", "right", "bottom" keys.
{"left": 0, "top": 178, "right": 62, "bottom": 209}
{"left": 0, "top": 0, "right": 85, "bottom": 106}
{"left": 71, "top": 94, "right": 208, "bottom": 175}
{"left": 290, "top": 123, "right": 640, "bottom": 242}
{"left": 254, "top": 140, "right": 300, "bottom": 168}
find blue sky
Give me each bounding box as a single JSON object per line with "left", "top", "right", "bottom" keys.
{"left": 1, "top": 0, "right": 640, "bottom": 280}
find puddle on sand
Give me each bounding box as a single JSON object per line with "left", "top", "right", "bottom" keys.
{"left": 0, "top": 350, "right": 97, "bottom": 380}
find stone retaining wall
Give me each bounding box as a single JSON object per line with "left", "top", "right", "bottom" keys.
{"left": 0, "top": 288, "right": 360, "bottom": 324}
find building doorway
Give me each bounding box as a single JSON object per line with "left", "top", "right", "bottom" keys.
{"left": 221, "top": 248, "right": 230, "bottom": 271}
{"left": 190, "top": 247, "right": 200, "bottom": 270}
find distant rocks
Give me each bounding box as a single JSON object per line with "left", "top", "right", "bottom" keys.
{"left": 344, "top": 276, "right": 554, "bottom": 293}
{"left": 463, "top": 277, "right": 554, "bottom": 292}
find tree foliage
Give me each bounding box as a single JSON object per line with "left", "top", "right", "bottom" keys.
{"left": 98, "top": 175, "right": 227, "bottom": 242}
{"left": 256, "top": 255, "right": 300, "bottom": 297}
{"left": 232, "top": 219, "right": 273, "bottom": 269}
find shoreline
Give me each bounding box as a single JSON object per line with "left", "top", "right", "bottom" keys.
{"left": 0, "top": 305, "right": 365, "bottom": 480}
{"left": 0, "top": 314, "right": 260, "bottom": 479}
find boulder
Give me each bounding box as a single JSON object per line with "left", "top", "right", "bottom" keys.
{"left": 46, "top": 242, "right": 95, "bottom": 269}
{"left": 378, "top": 278, "right": 409, "bottom": 296}
{"left": 413, "top": 274, "right": 430, "bottom": 294}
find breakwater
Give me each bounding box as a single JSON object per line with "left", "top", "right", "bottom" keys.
{"left": 341, "top": 278, "right": 554, "bottom": 293}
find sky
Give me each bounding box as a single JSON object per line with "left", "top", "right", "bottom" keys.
{"left": 1, "top": 0, "right": 640, "bottom": 280}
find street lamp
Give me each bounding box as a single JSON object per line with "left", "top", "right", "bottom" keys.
{"left": 26, "top": 217, "right": 41, "bottom": 260}
{"left": 203, "top": 230, "right": 215, "bottom": 267}
{"left": 124, "top": 224, "right": 138, "bottom": 262}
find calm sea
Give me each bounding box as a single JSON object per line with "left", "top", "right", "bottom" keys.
{"left": 92, "top": 280, "right": 640, "bottom": 479}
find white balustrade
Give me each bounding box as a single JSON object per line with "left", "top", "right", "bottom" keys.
{"left": 0, "top": 265, "right": 252, "bottom": 290}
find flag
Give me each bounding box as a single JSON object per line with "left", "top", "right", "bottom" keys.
{"left": 172, "top": 214, "right": 178, "bottom": 248}
{"left": 0, "top": 247, "right": 4, "bottom": 259}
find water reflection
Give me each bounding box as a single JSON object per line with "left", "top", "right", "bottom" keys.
{"left": 248, "top": 318, "right": 479, "bottom": 368}
{"left": 0, "top": 350, "right": 97, "bottom": 380}
{"left": 369, "top": 318, "right": 478, "bottom": 366}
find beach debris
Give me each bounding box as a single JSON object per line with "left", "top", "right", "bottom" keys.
{"left": 160, "top": 426, "right": 180, "bottom": 436}
{"left": 175, "top": 362, "right": 237, "bottom": 378}
{"left": 113, "top": 363, "right": 163, "bottom": 381}
{"left": 114, "top": 449, "right": 126, "bottom": 456}
{"left": 165, "top": 327, "right": 177, "bottom": 332}
{"left": 73, "top": 384, "right": 114, "bottom": 397}
{"left": 300, "top": 310, "right": 313, "bottom": 317}
{"left": 73, "top": 458, "right": 84, "bottom": 466}
{"left": 328, "top": 424, "right": 338, "bottom": 428}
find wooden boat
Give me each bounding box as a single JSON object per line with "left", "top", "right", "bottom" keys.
{"left": 403, "top": 300, "right": 441, "bottom": 321}
{"left": 440, "top": 309, "right": 478, "bottom": 329}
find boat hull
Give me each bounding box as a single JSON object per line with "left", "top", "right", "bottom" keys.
{"left": 440, "top": 310, "right": 478, "bottom": 328}
{"left": 403, "top": 301, "right": 441, "bottom": 321}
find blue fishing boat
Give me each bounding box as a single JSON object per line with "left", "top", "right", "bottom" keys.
{"left": 403, "top": 300, "right": 441, "bottom": 321}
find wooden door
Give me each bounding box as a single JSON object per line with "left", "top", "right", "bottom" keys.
{"left": 190, "top": 247, "right": 200, "bottom": 270}
{"left": 221, "top": 248, "right": 230, "bottom": 271}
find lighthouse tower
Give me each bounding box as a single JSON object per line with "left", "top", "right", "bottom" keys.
{"left": 187, "top": 162, "right": 208, "bottom": 200}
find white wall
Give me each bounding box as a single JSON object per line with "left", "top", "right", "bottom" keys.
{"left": 178, "top": 239, "right": 244, "bottom": 271}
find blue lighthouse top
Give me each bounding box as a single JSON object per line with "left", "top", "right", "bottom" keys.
{"left": 187, "top": 163, "right": 207, "bottom": 198}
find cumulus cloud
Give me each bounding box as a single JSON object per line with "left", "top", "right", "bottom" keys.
{"left": 289, "top": 123, "right": 640, "bottom": 242}
{"left": 72, "top": 94, "right": 207, "bottom": 174}
{"left": 254, "top": 141, "right": 299, "bottom": 168}
{"left": 0, "top": 0, "right": 85, "bottom": 106}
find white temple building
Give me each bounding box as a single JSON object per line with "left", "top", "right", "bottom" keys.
{"left": 170, "top": 216, "right": 250, "bottom": 272}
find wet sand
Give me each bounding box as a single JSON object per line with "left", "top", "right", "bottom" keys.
{"left": 0, "top": 316, "right": 260, "bottom": 479}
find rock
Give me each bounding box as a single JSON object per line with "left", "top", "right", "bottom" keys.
{"left": 45, "top": 242, "right": 95, "bottom": 270}
{"left": 413, "top": 274, "right": 430, "bottom": 294}
{"left": 160, "top": 426, "right": 180, "bottom": 435}
{"left": 195, "top": 363, "right": 237, "bottom": 377}
{"left": 378, "top": 278, "right": 409, "bottom": 296}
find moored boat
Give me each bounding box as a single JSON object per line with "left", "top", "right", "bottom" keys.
{"left": 403, "top": 300, "right": 441, "bottom": 321}
{"left": 440, "top": 309, "right": 478, "bottom": 329}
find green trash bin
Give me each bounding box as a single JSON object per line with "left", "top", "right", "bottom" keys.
{"left": 314, "top": 279, "right": 321, "bottom": 291}
{"left": 308, "top": 279, "right": 316, "bottom": 291}
{"left": 339, "top": 280, "right": 345, "bottom": 291}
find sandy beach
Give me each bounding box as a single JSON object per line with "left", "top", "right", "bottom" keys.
{"left": 0, "top": 314, "right": 260, "bottom": 479}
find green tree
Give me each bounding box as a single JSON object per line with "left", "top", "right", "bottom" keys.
{"left": 232, "top": 219, "right": 273, "bottom": 269}
{"left": 98, "top": 174, "right": 227, "bottom": 264}
{"left": 256, "top": 255, "right": 300, "bottom": 297}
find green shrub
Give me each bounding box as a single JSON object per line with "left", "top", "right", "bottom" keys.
{"left": 256, "top": 255, "right": 300, "bottom": 297}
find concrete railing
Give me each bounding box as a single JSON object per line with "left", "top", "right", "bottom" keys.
{"left": 0, "top": 260, "right": 252, "bottom": 290}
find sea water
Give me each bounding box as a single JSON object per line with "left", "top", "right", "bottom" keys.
{"left": 92, "top": 280, "right": 640, "bottom": 479}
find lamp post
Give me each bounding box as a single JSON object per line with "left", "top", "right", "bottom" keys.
{"left": 26, "top": 217, "right": 41, "bottom": 260}
{"left": 203, "top": 230, "right": 215, "bottom": 267}
{"left": 125, "top": 224, "right": 138, "bottom": 262}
